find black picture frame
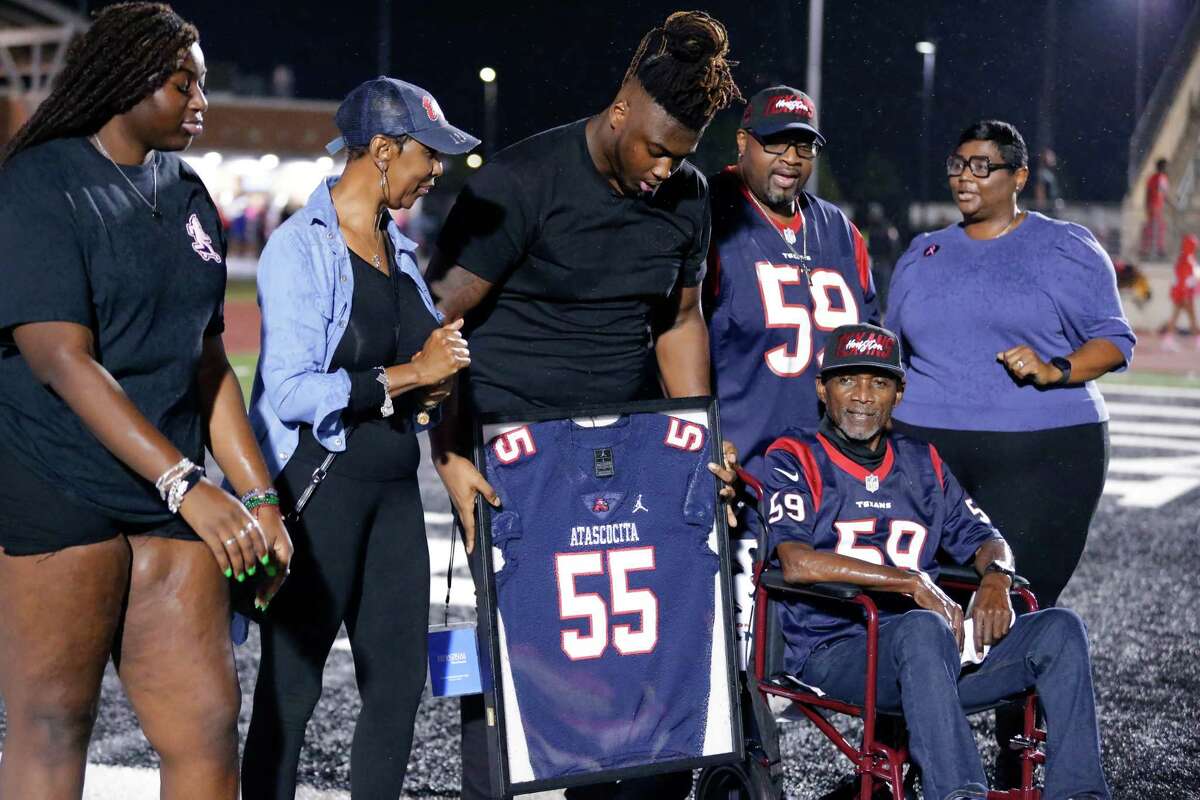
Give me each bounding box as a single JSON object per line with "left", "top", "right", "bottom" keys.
{"left": 472, "top": 397, "right": 745, "bottom": 797}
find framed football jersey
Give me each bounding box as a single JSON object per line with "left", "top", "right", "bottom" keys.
{"left": 473, "top": 397, "right": 743, "bottom": 795}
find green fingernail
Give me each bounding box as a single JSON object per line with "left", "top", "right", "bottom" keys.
{"left": 253, "top": 601, "right": 262, "bottom": 611}
{"left": 247, "top": 565, "right": 256, "bottom": 577}
{"left": 224, "top": 567, "right": 233, "bottom": 579}
{"left": 265, "top": 564, "right": 277, "bottom": 577}
{"left": 236, "top": 572, "right": 246, "bottom": 583}
{"left": 260, "top": 554, "right": 270, "bottom": 565}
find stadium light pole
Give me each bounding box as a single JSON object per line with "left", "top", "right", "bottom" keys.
{"left": 480, "top": 67, "right": 498, "bottom": 159}
{"left": 805, "top": 0, "right": 824, "bottom": 193}
{"left": 916, "top": 41, "right": 937, "bottom": 208}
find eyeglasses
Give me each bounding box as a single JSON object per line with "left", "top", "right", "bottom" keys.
{"left": 946, "top": 154, "right": 1017, "bottom": 178}
{"left": 751, "top": 132, "right": 819, "bottom": 159}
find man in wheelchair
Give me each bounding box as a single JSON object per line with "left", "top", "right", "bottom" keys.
{"left": 759, "top": 324, "right": 1108, "bottom": 800}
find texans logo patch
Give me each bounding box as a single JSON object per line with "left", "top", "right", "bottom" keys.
{"left": 582, "top": 492, "right": 624, "bottom": 520}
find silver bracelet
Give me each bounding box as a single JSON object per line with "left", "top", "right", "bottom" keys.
{"left": 154, "top": 458, "right": 196, "bottom": 501}
{"left": 374, "top": 367, "right": 394, "bottom": 418}
{"left": 166, "top": 468, "right": 203, "bottom": 514}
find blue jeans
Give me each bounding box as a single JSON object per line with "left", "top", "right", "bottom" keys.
{"left": 799, "top": 608, "right": 1109, "bottom": 800}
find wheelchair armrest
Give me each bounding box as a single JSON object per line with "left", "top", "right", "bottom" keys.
{"left": 759, "top": 568, "right": 863, "bottom": 601}
{"left": 938, "top": 563, "right": 1030, "bottom": 590}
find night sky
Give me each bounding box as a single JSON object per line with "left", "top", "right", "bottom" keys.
{"left": 89, "top": 0, "right": 1195, "bottom": 207}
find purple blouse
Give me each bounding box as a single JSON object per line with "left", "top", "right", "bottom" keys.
{"left": 886, "top": 212, "right": 1135, "bottom": 432}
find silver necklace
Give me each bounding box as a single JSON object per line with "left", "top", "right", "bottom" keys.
{"left": 91, "top": 135, "right": 160, "bottom": 219}
{"left": 745, "top": 185, "right": 812, "bottom": 285}
{"left": 989, "top": 209, "right": 1026, "bottom": 239}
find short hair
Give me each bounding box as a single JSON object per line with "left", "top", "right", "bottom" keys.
{"left": 622, "top": 10, "right": 743, "bottom": 131}
{"left": 2, "top": 2, "right": 198, "bottom": 165}
{"left": 957, "top": 119, "right": 1028, "bottom": 169}
{"left": 1156, "top": 158, "right": 1169, "bottom": 171}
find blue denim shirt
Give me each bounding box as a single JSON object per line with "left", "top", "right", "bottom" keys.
{"left": 248, "top": 177, "right": 443, "bottom": 478}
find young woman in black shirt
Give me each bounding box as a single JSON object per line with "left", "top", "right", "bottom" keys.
{"left": 0, "top": 4, "right": 291, "bottom": 797}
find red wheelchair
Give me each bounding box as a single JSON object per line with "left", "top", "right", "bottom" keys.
{"left": 750, "top": 561, "right": 1046, "bottom": 800}
{"left": 697, "top": 476, "right": 1046, "bottom": 800}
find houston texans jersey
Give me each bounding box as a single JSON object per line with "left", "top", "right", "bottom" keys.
{"left": 484, "top": 413, "right": 719, "bottom": 780}
{"left": 760, "top": 431, "right": 1000, "bottom": 674}
{"left": 705, "top": 168, "right": 879, "bottom": 478}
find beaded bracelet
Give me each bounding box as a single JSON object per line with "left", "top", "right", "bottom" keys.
{"left": 241, "top": 488, "right": 280, "bottom": 512}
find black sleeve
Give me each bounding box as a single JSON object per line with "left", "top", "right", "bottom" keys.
{"left": 682, "top": 194, "right": 712, "bottom": 289}
{"left": 0, "top": 157, "right": 93, "bottom": 344}
{"left": 346, "top": 368, "right": 383, "bottom": 416}
{"left": 204, "top": 300, "right": 225, "bottom": 337}
{"left": 436, "top": 159, "right": 532, "bottom": 283}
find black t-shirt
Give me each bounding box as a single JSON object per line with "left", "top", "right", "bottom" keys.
{"left": 0, "top": 137, "right": 226, "bottom": 523}
{"left": 290, "top": 244, "right": 438, "bottom": 480}
{"left": 437, "top": 118, "right": 711, "bottom": 415}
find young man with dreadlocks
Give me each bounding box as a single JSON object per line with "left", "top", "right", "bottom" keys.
{"left": 426, "top": 10, "right": 741, "bottom": 799}
{"left": 0, "top": 4, "right": 291, "bottom": 797}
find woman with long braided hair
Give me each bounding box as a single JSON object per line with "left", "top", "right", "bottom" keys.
{"left": 0, "top": 4, "right": 292, "bottom": 797}
{"left": 427, "top": 10, "right": 740, "bottom": 800}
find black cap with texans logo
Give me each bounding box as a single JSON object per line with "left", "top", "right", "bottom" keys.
{"left": 740, "top": 85, "right": 826, "bottom": 147}
{"left": 820, "top": 324, "right": 905, "bottom": 380}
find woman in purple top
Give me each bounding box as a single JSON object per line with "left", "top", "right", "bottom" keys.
{"left": 888, "top": 119, "right": 1133, "bottom": 603}
{"left": 887, "top": 119, "right": 1133, "bottom": 786}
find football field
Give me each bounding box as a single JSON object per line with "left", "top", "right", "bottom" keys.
{"left": 1, "top": 355, "right": 1198, "bottom": 798}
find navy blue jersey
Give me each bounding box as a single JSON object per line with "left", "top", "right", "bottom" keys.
{"left": 485, "top": 413, "right": 719, "bottom": 780}
{"left": 705, "top": 168, "right": 879, "bottom": 478}
{"left": 761, "top": 431, "right": 1000, "bottom": 674}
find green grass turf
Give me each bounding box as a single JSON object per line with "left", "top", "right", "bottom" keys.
{"left": 1098, "top": 371, "right": 1200, "bottom": 388}
{"left": 229, "top": 351, "right": 258, "bottom": 400}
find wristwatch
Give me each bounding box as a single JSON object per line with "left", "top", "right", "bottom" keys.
{"left": 984, "top": 561, "right": 1016, "bottom": 580}
{"left": 1049, "top": 356, "right": 1072, "bottom": 386}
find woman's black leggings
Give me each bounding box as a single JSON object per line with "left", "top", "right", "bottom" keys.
{"left": 891, "top": 421, "right": 1109, "bottom": 608}
{"left": 241, "top": 465, "right": 429, "bottom": 800}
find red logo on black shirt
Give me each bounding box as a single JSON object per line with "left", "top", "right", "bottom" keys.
{"left": 186, "top": 213, "right": 222, "bottom": 264}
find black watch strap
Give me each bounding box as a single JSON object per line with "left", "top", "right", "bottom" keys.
{"left": 985, "top": 561, "right": 1016, "bottom": 579}
{"left": 1049, "top": 356, "right": 1072, "bottom": 386}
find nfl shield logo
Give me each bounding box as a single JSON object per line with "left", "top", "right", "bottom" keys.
{"left": 865, "top": 474, "right": 879, "bottom": 493}
{"left": 783, "top": 228, "right": 797, "bottom": 245}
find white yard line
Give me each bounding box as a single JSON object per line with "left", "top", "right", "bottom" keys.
{"left": 1107, "top": 419, "right": 1200, "bottom": 438}
{"left": 1104, "top": 401, "right": 1200, "bottom": 420}
{"left": 1100, "top": 382, "right": 1200, "bottom": 400}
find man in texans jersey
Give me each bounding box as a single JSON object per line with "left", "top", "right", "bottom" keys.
{"left": 483, "top": 413, "right": 722, "bottom": 781}
{"left": 705, "top": 85, "right": 879, "bottom": 497}
{"left": 762, "top": 324, "right": 1109, "bottom": 800}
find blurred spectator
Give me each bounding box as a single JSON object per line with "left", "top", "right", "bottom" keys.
{"left": 863, "top": 202, "right": 902, "bottom": 313}
{"left": 1033, "top": 147, "right": 1062, "bottom": 214}
{"left": 1161, "top": 234, "right": 1200, "bottom": 349}
{"left": 1112, "top": 256, "right": 1152, "bottom": 310}
{"left": 1140, "top": 158, "right": 1170, "bottom": 259}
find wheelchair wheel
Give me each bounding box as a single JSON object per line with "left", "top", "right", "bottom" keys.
{"left": 696, "top": 753, "right": 779, "bottom": 800}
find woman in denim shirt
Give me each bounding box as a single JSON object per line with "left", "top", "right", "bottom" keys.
{"left": 241, "top": 78, "right": 479, "bottom": 799}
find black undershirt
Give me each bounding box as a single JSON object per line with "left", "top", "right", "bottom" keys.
{"left": 818, "top": 415, "right": 886, "bottom": 471}
{"left": 291, "top": 242, "right": 438, "bottom": 480}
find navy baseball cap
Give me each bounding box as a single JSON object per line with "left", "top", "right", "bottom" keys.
{"left": 820, "top": 324, "right": 905, "bottom": 380}
{"left": 741, "top": 85, "right": 826, "bottom": 147}
{"left": 327, "top": 76, "right": 480, "bottom": 156}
